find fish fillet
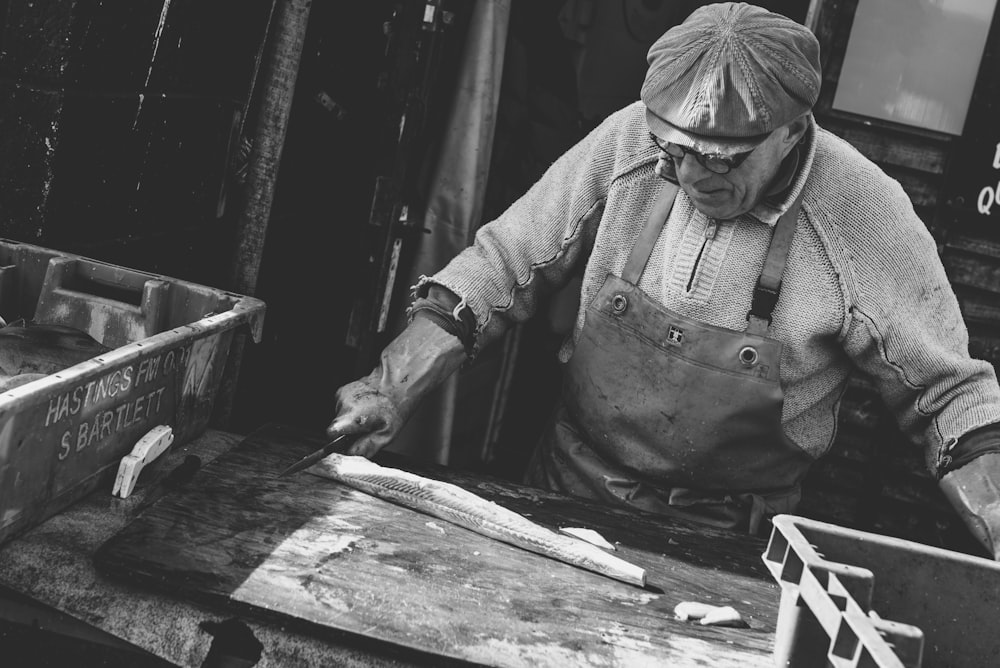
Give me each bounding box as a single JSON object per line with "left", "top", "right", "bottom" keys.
{"left": 309, "top": 454, "right": 646, "bottom": 587}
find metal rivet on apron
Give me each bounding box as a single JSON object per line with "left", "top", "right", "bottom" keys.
{"left": 738, "top": 346, "right": 759, "bottom": 367}
{"left": 611, "top": 294, "right": 628, "bottom": 314}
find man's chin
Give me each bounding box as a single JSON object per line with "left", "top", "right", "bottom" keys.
{"left": 684, "top": 189, "right": 740, "bottom": 219}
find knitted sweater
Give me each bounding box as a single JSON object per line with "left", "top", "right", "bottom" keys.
{"left": 416, "top": 101, "right": 1000, "bottom": 476}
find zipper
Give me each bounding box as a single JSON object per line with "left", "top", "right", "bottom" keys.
{"left": 686, "top": 218, "right": 718, "bottom": 292}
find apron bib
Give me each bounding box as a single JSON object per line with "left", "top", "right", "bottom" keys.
{"left": 527, "top": 182, "right": 813, "bottom": 534}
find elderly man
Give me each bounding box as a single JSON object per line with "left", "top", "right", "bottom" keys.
{"left": 327, "top": 3, "right": 1000, "bottom": 553}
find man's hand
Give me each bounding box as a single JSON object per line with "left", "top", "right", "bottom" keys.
{"left": 325, "top": 315, "right": 468, "bottom": 459}
{"left": 940, "top": 452, "right": 1000, "bottom": 560}
{"left": 326, "top": 367, "right": 411, "bottom": 458}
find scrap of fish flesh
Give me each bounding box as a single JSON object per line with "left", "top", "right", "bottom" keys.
{"left": 674, "top": 601, "right": 747, "bottom": 627}
{"left": 674, "top": 601, "right": 718, "bottom": 621}
{"left": 0, "top": 323, "right": 110, "bottom": 376}
{"left": 309, "top": 454, "right": 647, "bottom": 586}
{"left": 699, "top": 605, "right": 746, "bottom": 627}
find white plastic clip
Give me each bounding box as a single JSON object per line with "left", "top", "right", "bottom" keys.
{"left": 112, "top": 425, "right": 175, "bottom": 498}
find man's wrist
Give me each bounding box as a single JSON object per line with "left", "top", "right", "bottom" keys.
{"left": 408, "top": 285, "right": 477, "bottom": 357}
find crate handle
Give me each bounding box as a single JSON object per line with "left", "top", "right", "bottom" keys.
{"left": 765, "top": 516, "right": 925, "bottom": 668}
{"left": 33, "top": 257, "right": 169, "bottom": 349}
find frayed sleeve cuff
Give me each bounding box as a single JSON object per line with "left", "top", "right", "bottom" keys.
{"left": 407, "top": 282, "right": 477, "bottom": 358}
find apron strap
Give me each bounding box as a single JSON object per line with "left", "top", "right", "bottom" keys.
{"left": 745, "top": 189, "right": 806, "bottom": 336}
{"left": 621, "top": 182, "right": 679, "bottom": 285}
{"left": 620, "top": 180, "right": 805, "bottom": 337}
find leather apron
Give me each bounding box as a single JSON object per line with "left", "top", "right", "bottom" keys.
{"left": 526, "top": 182, "right": 814, "bottom": 534}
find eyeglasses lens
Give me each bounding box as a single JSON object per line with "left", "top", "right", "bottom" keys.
{"left": 670, "top": 145, "right": 732, "bottom": 174}
{"left": 656, "top": 137, "right": 751, "bottom": 175}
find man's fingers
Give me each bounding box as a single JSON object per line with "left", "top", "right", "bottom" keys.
{"left": 327, "top": 379, "right": 397, "bottom": 457}
{"left": 326, "top": 411, "right": 385, "bottom": 438}
{"left": 326, "top": 416, "right": 364, "bottom": 439}
{"left": 326, "top": 411, "right": 387, "bottom": 438}
{"left": 326, "top": 416, "right": 393, "bottom": 461}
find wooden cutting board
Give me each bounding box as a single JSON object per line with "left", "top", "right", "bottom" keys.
{"left": 95, "top": 423, "right": 782, "bottom": 667}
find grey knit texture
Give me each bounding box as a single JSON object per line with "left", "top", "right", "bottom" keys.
{"left": 417, "top": 101, "right": 1000, "bottom": 475}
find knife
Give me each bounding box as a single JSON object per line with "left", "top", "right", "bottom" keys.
{"left": 277, "top": 433, "right": 361, "bottom": 478}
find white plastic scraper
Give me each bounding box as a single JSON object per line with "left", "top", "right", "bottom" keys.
{"left": 112, "top": 425, "right": 174, "bottom": 498}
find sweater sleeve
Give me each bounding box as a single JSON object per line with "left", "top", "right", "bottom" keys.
{"left": 413, "top": 107, "right": 637, "bottom": 353}
{"left": 834, "top": 170, "right": 1000, "bottom": 477}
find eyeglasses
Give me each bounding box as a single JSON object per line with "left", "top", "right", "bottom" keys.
{"left": 650, "top": 134, "right": 758, "bottom": 175}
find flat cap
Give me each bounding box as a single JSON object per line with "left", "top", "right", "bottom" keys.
{"left": 642, "top": 2, "right": 821, "bottom": 154}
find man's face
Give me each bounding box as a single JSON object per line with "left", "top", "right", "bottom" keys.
{"left": 671, "top": 127, "right": 793, "bottom": 220}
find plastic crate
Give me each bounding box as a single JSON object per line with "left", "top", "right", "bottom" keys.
{"left": 763, "top": 514, "right": 1000, "bottom": 667}
{"left": 0, "top": 239, "right": 265, "bottom": 545}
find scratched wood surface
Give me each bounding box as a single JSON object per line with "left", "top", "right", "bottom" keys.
{"left": 95, "top": 423, "right": 781, "bottom": 667}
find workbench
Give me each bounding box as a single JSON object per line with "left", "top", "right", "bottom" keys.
{"left": 0, "top": 424, "right": 784, "bottom": 667}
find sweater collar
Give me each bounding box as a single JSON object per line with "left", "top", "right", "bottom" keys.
{"left": 746, "top": 115, "right": 816, "bottom": 227}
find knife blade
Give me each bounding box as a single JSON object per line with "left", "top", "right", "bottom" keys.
{"left": 278, "top": 433, "right": 361, "bottom": 478}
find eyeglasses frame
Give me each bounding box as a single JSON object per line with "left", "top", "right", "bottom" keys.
{"left": 650, "top": 133, "right": 760, "bottom": 175}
